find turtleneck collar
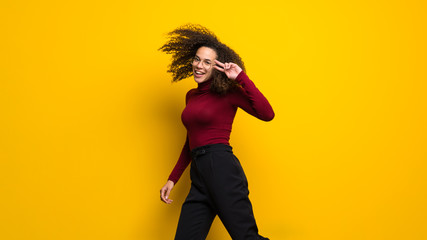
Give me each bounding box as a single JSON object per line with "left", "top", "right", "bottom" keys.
{"left": 197, "top": 78, "right": 213, "bottom": 92}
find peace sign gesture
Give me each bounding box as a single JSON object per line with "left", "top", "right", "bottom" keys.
{"left": 214, "top": 60, "right": 243, "bottom": 80}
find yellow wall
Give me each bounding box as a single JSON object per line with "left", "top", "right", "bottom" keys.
{"left": 1, "top": 0, "right": 426, "bottom": 239}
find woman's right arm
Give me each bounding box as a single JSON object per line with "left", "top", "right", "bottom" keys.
{"left": 160, "top": 90, "right": 193, "bottom": 204}
{"left": 168, "top": 136, "right": 191, "bottom": 184}
{"left": 160, "top": 135, "right": 191, "bottom": 204}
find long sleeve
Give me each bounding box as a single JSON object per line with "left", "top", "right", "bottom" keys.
{"left": 230, "top": 71, "right": 275, "bottom": 121}
{"left": 168, "top": 135, "right": 191, "bottom": 184}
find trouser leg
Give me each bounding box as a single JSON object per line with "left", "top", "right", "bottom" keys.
{"left": 174, "top": 160, "right": 216, "bottom": 240}
{"left": 204, "top": 149, "right": 269, "bottom": 240}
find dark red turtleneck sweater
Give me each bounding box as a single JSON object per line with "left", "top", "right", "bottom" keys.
{"left": 168, "top": 71, "right": 274, "bottom": 183}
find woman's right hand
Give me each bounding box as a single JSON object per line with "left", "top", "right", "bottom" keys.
{"left": 160, "top": 180, "right": 175, "bottom": 204}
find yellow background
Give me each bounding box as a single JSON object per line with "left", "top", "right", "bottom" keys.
{"left": 1, "top": 0, "right": 426, "bottom": 239}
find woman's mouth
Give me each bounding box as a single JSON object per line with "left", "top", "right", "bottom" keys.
{"left": 194, "top": 70, "right": 205, "bottom": 78}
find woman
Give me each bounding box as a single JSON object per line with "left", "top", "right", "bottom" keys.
{"left": 159, "top": 24, "right": 274, "bottom": 240}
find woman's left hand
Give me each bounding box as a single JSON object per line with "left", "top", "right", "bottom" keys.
{"left": 214, "top": 60, "right": 242, "bottom": 80}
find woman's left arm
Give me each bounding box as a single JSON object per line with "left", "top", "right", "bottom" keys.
{"left": 214, "top": 60, "right": 275, "bottom": 121}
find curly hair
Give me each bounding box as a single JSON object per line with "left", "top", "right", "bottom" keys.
{"left": 159, "top": 24, "right": 246, "bottom": 95}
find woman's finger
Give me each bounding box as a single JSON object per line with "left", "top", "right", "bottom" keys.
{"left": 166, "top": 188, "right": 171, "bottom": 200}
{"left": 230, "top": 63, "right": 238, "bottom": 68}
{"left": 214, "top": 59, "right": 224, "bottom": 67}
{"left": 165, "top": 191, "right": 172, "bottom": 203}
{"left": 214, "top": 65, "right": 225, "bottom": 72}
{"left": 160, "top": 188, "right": 166, "bottom": 202}
{"left": 161, "top": 187, "right": 169, "bottom": 202}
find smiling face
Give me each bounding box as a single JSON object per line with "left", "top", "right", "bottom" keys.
{"left": 192, "top": 46, "right": 218, "bottom": 84}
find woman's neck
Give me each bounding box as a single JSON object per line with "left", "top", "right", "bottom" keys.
{"left": 197, "top": 78, "right": 213, "bottom": 91}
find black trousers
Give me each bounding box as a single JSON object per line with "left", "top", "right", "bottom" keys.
{"left": 175, "top": 144, "right": 268, "bottom": 240}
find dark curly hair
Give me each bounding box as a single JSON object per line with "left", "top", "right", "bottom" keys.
{"left": 159, "top": 24, "right": 246, "bottom": 95}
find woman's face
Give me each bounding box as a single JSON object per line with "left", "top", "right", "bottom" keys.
{"left": 192, "top": 46, "right": 218, "bottom": 84}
